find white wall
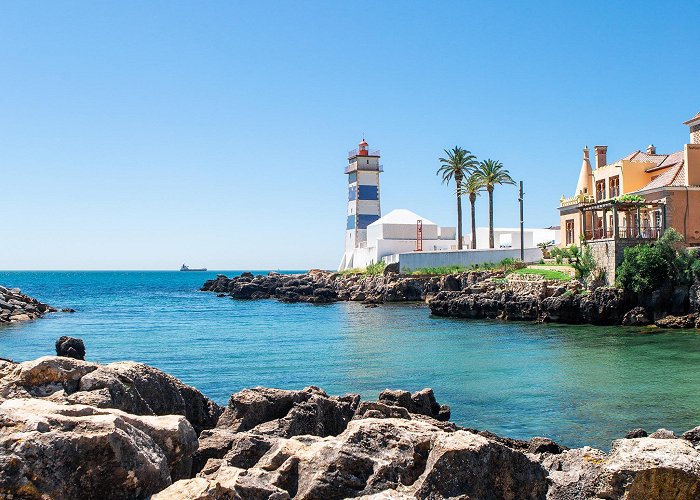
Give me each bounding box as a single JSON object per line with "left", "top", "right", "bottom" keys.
{"left": 368, "top": 222, "right": 439, "bottom": 242}
{"left": 466, "top": 228, "right": 558, "bottom": 249}
{"left": 398, "top": 247, "right": 543, "bottom": 271}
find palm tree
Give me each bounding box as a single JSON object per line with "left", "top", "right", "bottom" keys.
{"left": 474, "top": 159, "right": 516, "bottom": 249}
{"left": 459, "top": 173, "right": 483, "bottom": 249}
{"left": 437, "top": 147, "right": 478, "bottom": 250}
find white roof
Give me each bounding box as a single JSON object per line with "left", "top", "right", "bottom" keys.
{"left": 368, "top": 209, "right": 436, "bottom": 227}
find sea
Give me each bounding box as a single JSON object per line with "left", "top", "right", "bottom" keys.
{"left": 1, "top": 270, "right": 699, "bottom": 450}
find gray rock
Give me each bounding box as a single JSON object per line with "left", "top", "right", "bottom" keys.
{"left": 622, "top": 306, "right": 651, "bottom": 326}
{"left": 624, "top": 428, "right": 649, "bottom": 438}
{"left": 683, "top": 426, "right": 700, "bottom": 445}
{"left": 55, "top": 336, "right": 86, "bottom": 360}
{"left": 0, "top": 398, "right": 197, "bottom": 499}
{"left": 648, "top": 428, "right": 678, "bottom": 439}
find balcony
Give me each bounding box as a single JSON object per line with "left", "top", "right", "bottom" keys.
{"left": 560, "top": 193, "right": 594, "bottom": 207}
{"left": 348, "top": 148, "right": 381, "bottom": 158}
{"left": 344, "top": 162, "right": 384, "bottom": 174}
{"left": 580, "top": 199, "right": 666, "bottom": 242}
{"left": 584, "top": 227, "right": 662, "bottom": 241}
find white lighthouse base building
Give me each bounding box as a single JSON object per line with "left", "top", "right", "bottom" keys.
{"left": 337, "top": 209, "right": 457, "bottom": 271}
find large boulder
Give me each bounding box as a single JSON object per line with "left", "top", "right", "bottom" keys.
{"left": 0, "top": 356, "right": 221, "bottom": 435}
{"left": 78, "top": 361, "right": 222, "bottom": 435}
{"left": 0, "top": 398, "right": 197, "bottom": 499}
{"left": 543, "top": 437, "right": 700, "bottom": 499}
{"left": 160, "top": 418, "right": 548, "bottom": 500}
{"left": 55, "top": 335, "right": 86, "bottom": 360}
{"left": 193, "top": 386, "right": 359, "bottom": 474}
{"left": 378, "top": 388, "right": 450, "bottom": 421}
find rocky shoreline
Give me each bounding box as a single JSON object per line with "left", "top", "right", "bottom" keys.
{"left": 203, "top": 271, "right": 700, "bottom": 328}
{"left": 2, "top": 341, "right": 700, "bottom": 499}
{"left": 0, "top": 284, "right": 63, "bottom": 324}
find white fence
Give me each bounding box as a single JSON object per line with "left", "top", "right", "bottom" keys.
{"left": 395, "top": 247, "right": 543, "bottom": 271}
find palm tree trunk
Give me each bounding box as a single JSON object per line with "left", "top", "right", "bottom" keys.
{"left": 456, "top": 180, "right": 463, "bottom": 250}
{"left": 488, "top": 187, "right": 494, "bottom": 249}
{"left": 470, "top": 194, "right": 477, "bottom": 249}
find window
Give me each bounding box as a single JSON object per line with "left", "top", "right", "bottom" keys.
{"left": 609, "top": 176, "right": 620, "bottom": 198}
{"left": 565, "top": 219, "right": 575, "bottom": 245}
{"left": 595, "top": 180, "right": 606, "bottom": 201}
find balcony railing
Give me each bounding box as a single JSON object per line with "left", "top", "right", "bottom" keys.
{"left": 584, "top": 227, "right": 662, "bottom": 241}
{"left": 344, "top": 162, "right": 384, "bottom": 174}
{"left": 348, "top": 148, "right": 381, "bottom": 158}
{"left": 560, "top": 193, "right": 594, "bottom": 207}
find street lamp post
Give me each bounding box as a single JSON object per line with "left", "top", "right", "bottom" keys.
{"left": 519, "top": 181, "right": 524, "bottom": 261}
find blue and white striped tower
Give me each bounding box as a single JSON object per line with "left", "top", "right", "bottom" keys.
{"left": 339, "top": 138, "right": 382, "bottom": 270}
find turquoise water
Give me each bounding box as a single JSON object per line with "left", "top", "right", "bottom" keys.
{"left": 1, "top": 271, "right": 699, "bottom": 449}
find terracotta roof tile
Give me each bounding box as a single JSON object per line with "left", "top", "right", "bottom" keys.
{"left": 670, "top": 165, "right": 686, "bottom": 186}
{"left": 638, "top": 161, "right": 684, "bottom": 191}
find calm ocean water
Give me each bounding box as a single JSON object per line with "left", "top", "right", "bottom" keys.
{"left": 1, "top": 270, "right": 699, "bottom": 449}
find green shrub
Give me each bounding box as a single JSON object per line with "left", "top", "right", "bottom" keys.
{"left": 411, "top": 265, "right": 469, "bottom": 275}
{"left": 569, "top": 244, "right": 596, "bottom": 280}
{"left": 615, "top": 194, "right": 645, "bottom": 203}
{"left": 616, "top": 229, "right": 698, "bottom": 293}
{"left": 512, "top": 268, "right": 571, "bottom": 281}
{"left": 365, "top": 261, "right": 386, "bottom": 275}
{"left": 555, "top": 255, "right": 563, "bottom": 264}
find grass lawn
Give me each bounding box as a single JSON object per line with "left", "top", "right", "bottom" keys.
{"left": 511, "top": 267, "right": 572, "bottom": 281}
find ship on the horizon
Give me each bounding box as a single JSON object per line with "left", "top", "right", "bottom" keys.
{"left": 180, "top": 264, "right": 207, "bottom": 272}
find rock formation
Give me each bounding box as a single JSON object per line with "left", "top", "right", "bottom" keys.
{"left": 3, "top": 346, "right": 700, "bottom": 498}
{"left": 204, "top": 271, "right": 700, "bottom": 329}
{"left": 201, "top": 270, "right": 497, "bottom": 305}
{"left": 0, "top": 285, "right": 57, "bottom": 323}
{"left": 55, "top": 335, "right": 86, "bottom": 359}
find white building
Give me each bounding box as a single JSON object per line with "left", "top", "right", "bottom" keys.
{"left": 465, "top": 227, "right": 560, "bottom": 250}
{"left": 338, "top": 208, "right": 458, "bottom": 271}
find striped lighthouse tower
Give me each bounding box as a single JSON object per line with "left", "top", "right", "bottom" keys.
{"left": 339, "top": 138, "right": 382, "bottom": 270}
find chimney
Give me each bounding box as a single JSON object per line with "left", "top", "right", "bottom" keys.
{"left": 594, "top": 145, "right": 607, "bottom": 169}
{"left": 646, "top": 144, "right": 656, "bottom": 155}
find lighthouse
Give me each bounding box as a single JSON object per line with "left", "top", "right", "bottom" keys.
{"left": 338, "top": 138, "right": 382, "bottom": 270}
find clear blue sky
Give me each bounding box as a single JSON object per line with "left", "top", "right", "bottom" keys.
{"left": 2, "top": 1, "right": 698, "bottom": 270}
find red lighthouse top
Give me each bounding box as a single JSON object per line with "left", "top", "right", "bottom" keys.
{"left": 358, "top": 138, "right": 369, "bottom": 156}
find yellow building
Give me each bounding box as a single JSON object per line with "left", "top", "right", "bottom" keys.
{"left": 558, "top": 111, "right": 700, "bottom": 281}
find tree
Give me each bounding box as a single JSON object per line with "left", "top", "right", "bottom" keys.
{"left": 437, "top": 147, "right": 478, "bottom": 250}
{"left": 459, "top": 173, "right": 483, "bottom": 249}
{"left": 537, "top": 241, "right": 552, "bottom": 259}
{"left": 473, "top": 159, "right": 516, "bottom": 248}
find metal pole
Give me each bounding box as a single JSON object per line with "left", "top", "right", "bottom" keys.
{"left": 519, "top": 181, "right": 524, "bottom": 261}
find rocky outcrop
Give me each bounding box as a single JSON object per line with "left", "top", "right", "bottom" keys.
{"left": 543, "top": 437, "right": 700, "bottom": 499}
{"left": 3, "top": 348, "right": 700, "bottom": 499}
{"left": 428, "top": 276, "right": 632, "bottom": 326}
{"left": 622, "top": 306, "right": 652, "bottom": 326}
{"left": 0, "top": 356, "right": 222, "bottom": 435}
{"left": 201, "top": 270, "right": 497, "bottom": 305}
{"left": 165, "top": 418, "right": 550, "bottom": 500}
{"left": 0, "top": 398, "right": 197, "bottom": 499}
{"left": 655, "top": 313, "right": 700, "bottom": 329}
{"left": 0, "top": 285, "right": 58, "bottom": 323}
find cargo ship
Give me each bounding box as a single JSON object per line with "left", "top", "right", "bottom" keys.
{"left": 180, "top": 264, "right": 207, "bottom": 272}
